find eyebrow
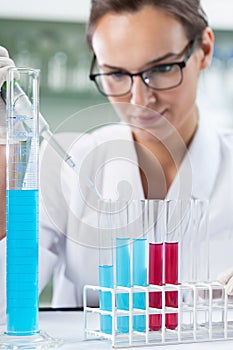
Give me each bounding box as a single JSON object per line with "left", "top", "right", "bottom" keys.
{"left": 98, "top": 49, "right": 186, "bottom": 71}
{"left": 144, "top": 51, "right": 183, "bottom": 67}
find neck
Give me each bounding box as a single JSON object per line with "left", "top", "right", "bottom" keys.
{"left": 133, "top": 109, "right": 198, "bottom": 197}
{"left": 134, "top": 108, "right": 198, "bottom": 168}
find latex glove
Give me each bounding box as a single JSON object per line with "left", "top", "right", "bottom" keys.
{"left": 0, "top": 46, "right": 17, "bottom": 144}
{"left": 216, "top": 267, "right": 233, "bottom": 296}
{"left": 0, "top": 46, "right": 16, "bottom": 88}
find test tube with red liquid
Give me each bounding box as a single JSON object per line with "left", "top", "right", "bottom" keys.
{"left": 165, "top": 241, "right": 178, "bottom": 329}
{"left": 148, "top": 200, "right": 166, "bottom": 331}
{"left": 165, "top": 200, "right": 181, "bottom": 330}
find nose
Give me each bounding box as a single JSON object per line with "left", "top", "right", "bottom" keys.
{"left": 130, "top": 76, "right": 156, "bottom": 106}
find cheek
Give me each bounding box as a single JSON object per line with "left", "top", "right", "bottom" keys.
{"left": 170, "top": 71, "right": 198, "bottom": 118}
{"left": 183, "top": 62, "right": 200, "bottom": 100}
{"left": 108, "top": 95, "right": 132, "bottom": 122}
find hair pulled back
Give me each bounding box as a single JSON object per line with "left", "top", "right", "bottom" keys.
{"left": 86, "top": 0, "right": 208, "bottom": 50}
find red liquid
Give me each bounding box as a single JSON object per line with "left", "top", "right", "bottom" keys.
{"left": 165, "top": 242, "right": 178, "bottom": 330}
{"left": 149, "top": 243, "right": 163, "bottom": 331}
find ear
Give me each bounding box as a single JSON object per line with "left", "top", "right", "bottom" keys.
{"left": 199, "top": 27, "right": 215, "bottom": 71}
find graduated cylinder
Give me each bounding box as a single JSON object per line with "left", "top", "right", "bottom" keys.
{"left": 6, "top": 68, "right": 40, "bottom": 335}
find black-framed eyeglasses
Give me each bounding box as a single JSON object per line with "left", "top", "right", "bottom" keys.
{"left": 89, "top": 40, "right": 196, "bottom": 97}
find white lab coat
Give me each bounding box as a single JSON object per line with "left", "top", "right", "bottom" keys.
{"left": 1, "top": 113, "right": 233, "bottom": 311}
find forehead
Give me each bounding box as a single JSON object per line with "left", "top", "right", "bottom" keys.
{"left": 92, "top": 5, "right": 187, "bottom": 70}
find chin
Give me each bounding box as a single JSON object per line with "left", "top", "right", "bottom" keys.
{"left": 132, "top": 127, "right": 160, "bottom": 142}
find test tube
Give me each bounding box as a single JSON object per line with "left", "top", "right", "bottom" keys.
{"left": 0, "top": 67, "right": 59, "bottom": 348}
{"left": 165, "top": 200, "right": 182, "bottom": 330}
{"left": 98, "top": 200, "right": 114, "bottom": 334}
{"left": 115, "top": 201, "right": 130, "bottom": 334}
{"left": 192, "top": 199, "right": 209, "bottom": 283}
{"left": 131, "top": 200, "right": 148, "bottom": 332}
{"left": 148, "top": 200, "right": 166, "bottom": 331}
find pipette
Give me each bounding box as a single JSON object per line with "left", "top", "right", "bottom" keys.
{"left": 1, "top": 81, "right": 101, "bottom": 198}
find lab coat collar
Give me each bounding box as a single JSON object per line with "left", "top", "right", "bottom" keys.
{"left": 95, "top": 122, "right": 144, "bottom": 200}
{"left": 97, "top": 117, "right": 220, "bottom": 201}
{"left": 167, "top": 114, "right": 221, "bottom": 200}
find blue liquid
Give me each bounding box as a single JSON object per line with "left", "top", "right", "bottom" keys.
{"left": 6, "top": 190, "right": 39, "bottom": 335}
{"left": 133, "top": 238, "right": 147, "bottom": 332}
{"left": 99, "top": 265, "right": 114, "bottom": 334}
{"left": 116, "top": 238, "right": 130, "bottom": 333}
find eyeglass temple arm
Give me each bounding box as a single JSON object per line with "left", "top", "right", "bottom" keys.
{"left": 89, "top": 54, "right": 97, "bottom": 80}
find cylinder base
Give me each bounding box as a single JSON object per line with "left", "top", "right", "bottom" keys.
{"left": 0, "top": 330, "right": 62, "bottom": 349}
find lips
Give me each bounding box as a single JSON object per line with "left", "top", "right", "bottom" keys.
{"left": 132, "top": 110, "right": 164, "bottom": 128}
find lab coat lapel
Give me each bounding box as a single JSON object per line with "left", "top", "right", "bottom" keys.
{"left": 167, "top": 115, "right": 221, "bottom": 200}
{"left": 97, "top": 123, "right": 144, "bottom": 200}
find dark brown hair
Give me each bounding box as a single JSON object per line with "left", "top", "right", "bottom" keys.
{"left": 86, "top": 0, "right": 208, "bottom": 50}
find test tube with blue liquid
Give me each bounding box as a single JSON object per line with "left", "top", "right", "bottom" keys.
{"left": 0, "top": 67, "right": 59, "bottom": 349}
{"left": 130, "top": 200, "right": 148, "bottom": 332}
{"left": 115, "top": 201, "right": 130, "bottom": 333}
{"left": 98, "top": 200, "right": 114, "bottom": 334}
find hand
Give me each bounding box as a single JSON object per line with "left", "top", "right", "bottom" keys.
{"left": 0, "top": 46, "right": 15, "bottom": 241}
{"left": 216, "top": 267, "right": 233, "bottom": 296}
{"left": 0, "top": 46, "right": 18, "bottom": 144}
{"left": 0, "top": 46, "right": 16, "bottom": 88}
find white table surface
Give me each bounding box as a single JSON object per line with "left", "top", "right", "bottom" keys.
{"left": 2, "top": 311, "right": 233, "bottom": 349}
{"left": 37, "top": 311, "right": 233, "bottom": 349}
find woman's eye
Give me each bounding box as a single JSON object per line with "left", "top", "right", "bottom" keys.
{"left": 109, "top": 72, "right": 126, "bottom": 80}
{"left": 150, "top": 64, "right": 173, "bottom": 74}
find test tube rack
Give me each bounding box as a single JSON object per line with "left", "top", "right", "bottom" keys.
{"left": 83, "top": 282, "right": 233, "bottom": 348}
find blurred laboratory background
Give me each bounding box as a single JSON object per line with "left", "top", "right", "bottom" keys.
{"left": 0, "top": 0, "right": 232, "bottom": 306}
{"left": 0, "top": 0, "right": 233, "bottom": 132}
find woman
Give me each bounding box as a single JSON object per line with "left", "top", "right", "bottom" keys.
{"left": 86, "top": 0, "right": 213, "bottom": 199}
{"left": 39, "top": 0, "right": 233, "bottom": 306}
{"left": 1, "top": 0, "right": 233, "bottom": 309}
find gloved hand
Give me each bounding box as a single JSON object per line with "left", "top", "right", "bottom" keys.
{"left": 0, "top": 46, "right": 16, "bottom": 241}
{"left": 0, "top": 45, "right": 17, "bottom": 144}
{"left": 0, "top": 46, "right": 16, "bottom": 88}
{"left": 216, "top": 267, "right": 233, "bottom": 296}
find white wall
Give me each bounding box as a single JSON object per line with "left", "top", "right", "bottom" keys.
{"left": 0, "top": 0, "right": 91, "bottom": 22}
{"left": 0, "top": 0, "right": 233, "bottom": 28}
{"left": 202, "top": 0, "right": 233, "bottom": 30}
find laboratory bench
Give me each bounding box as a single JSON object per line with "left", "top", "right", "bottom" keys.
{"left": 37, "top": 310, "right": 233, "bottom": 349}
{"left": 2, "top": 310, "right": 233, "bottom": 350}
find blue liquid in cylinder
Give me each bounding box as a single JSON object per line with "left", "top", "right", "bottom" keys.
{"left": 133, "top": 238, "right": 147, "bottom": 332}
{"left": 99, "top": 265, "right": 113, "bottom": 334}
{"left": 116, "top": 238, "right": 130, "bottom": 333}
{"left": 6, "top": 189, "right": 39, "bottom": 335}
